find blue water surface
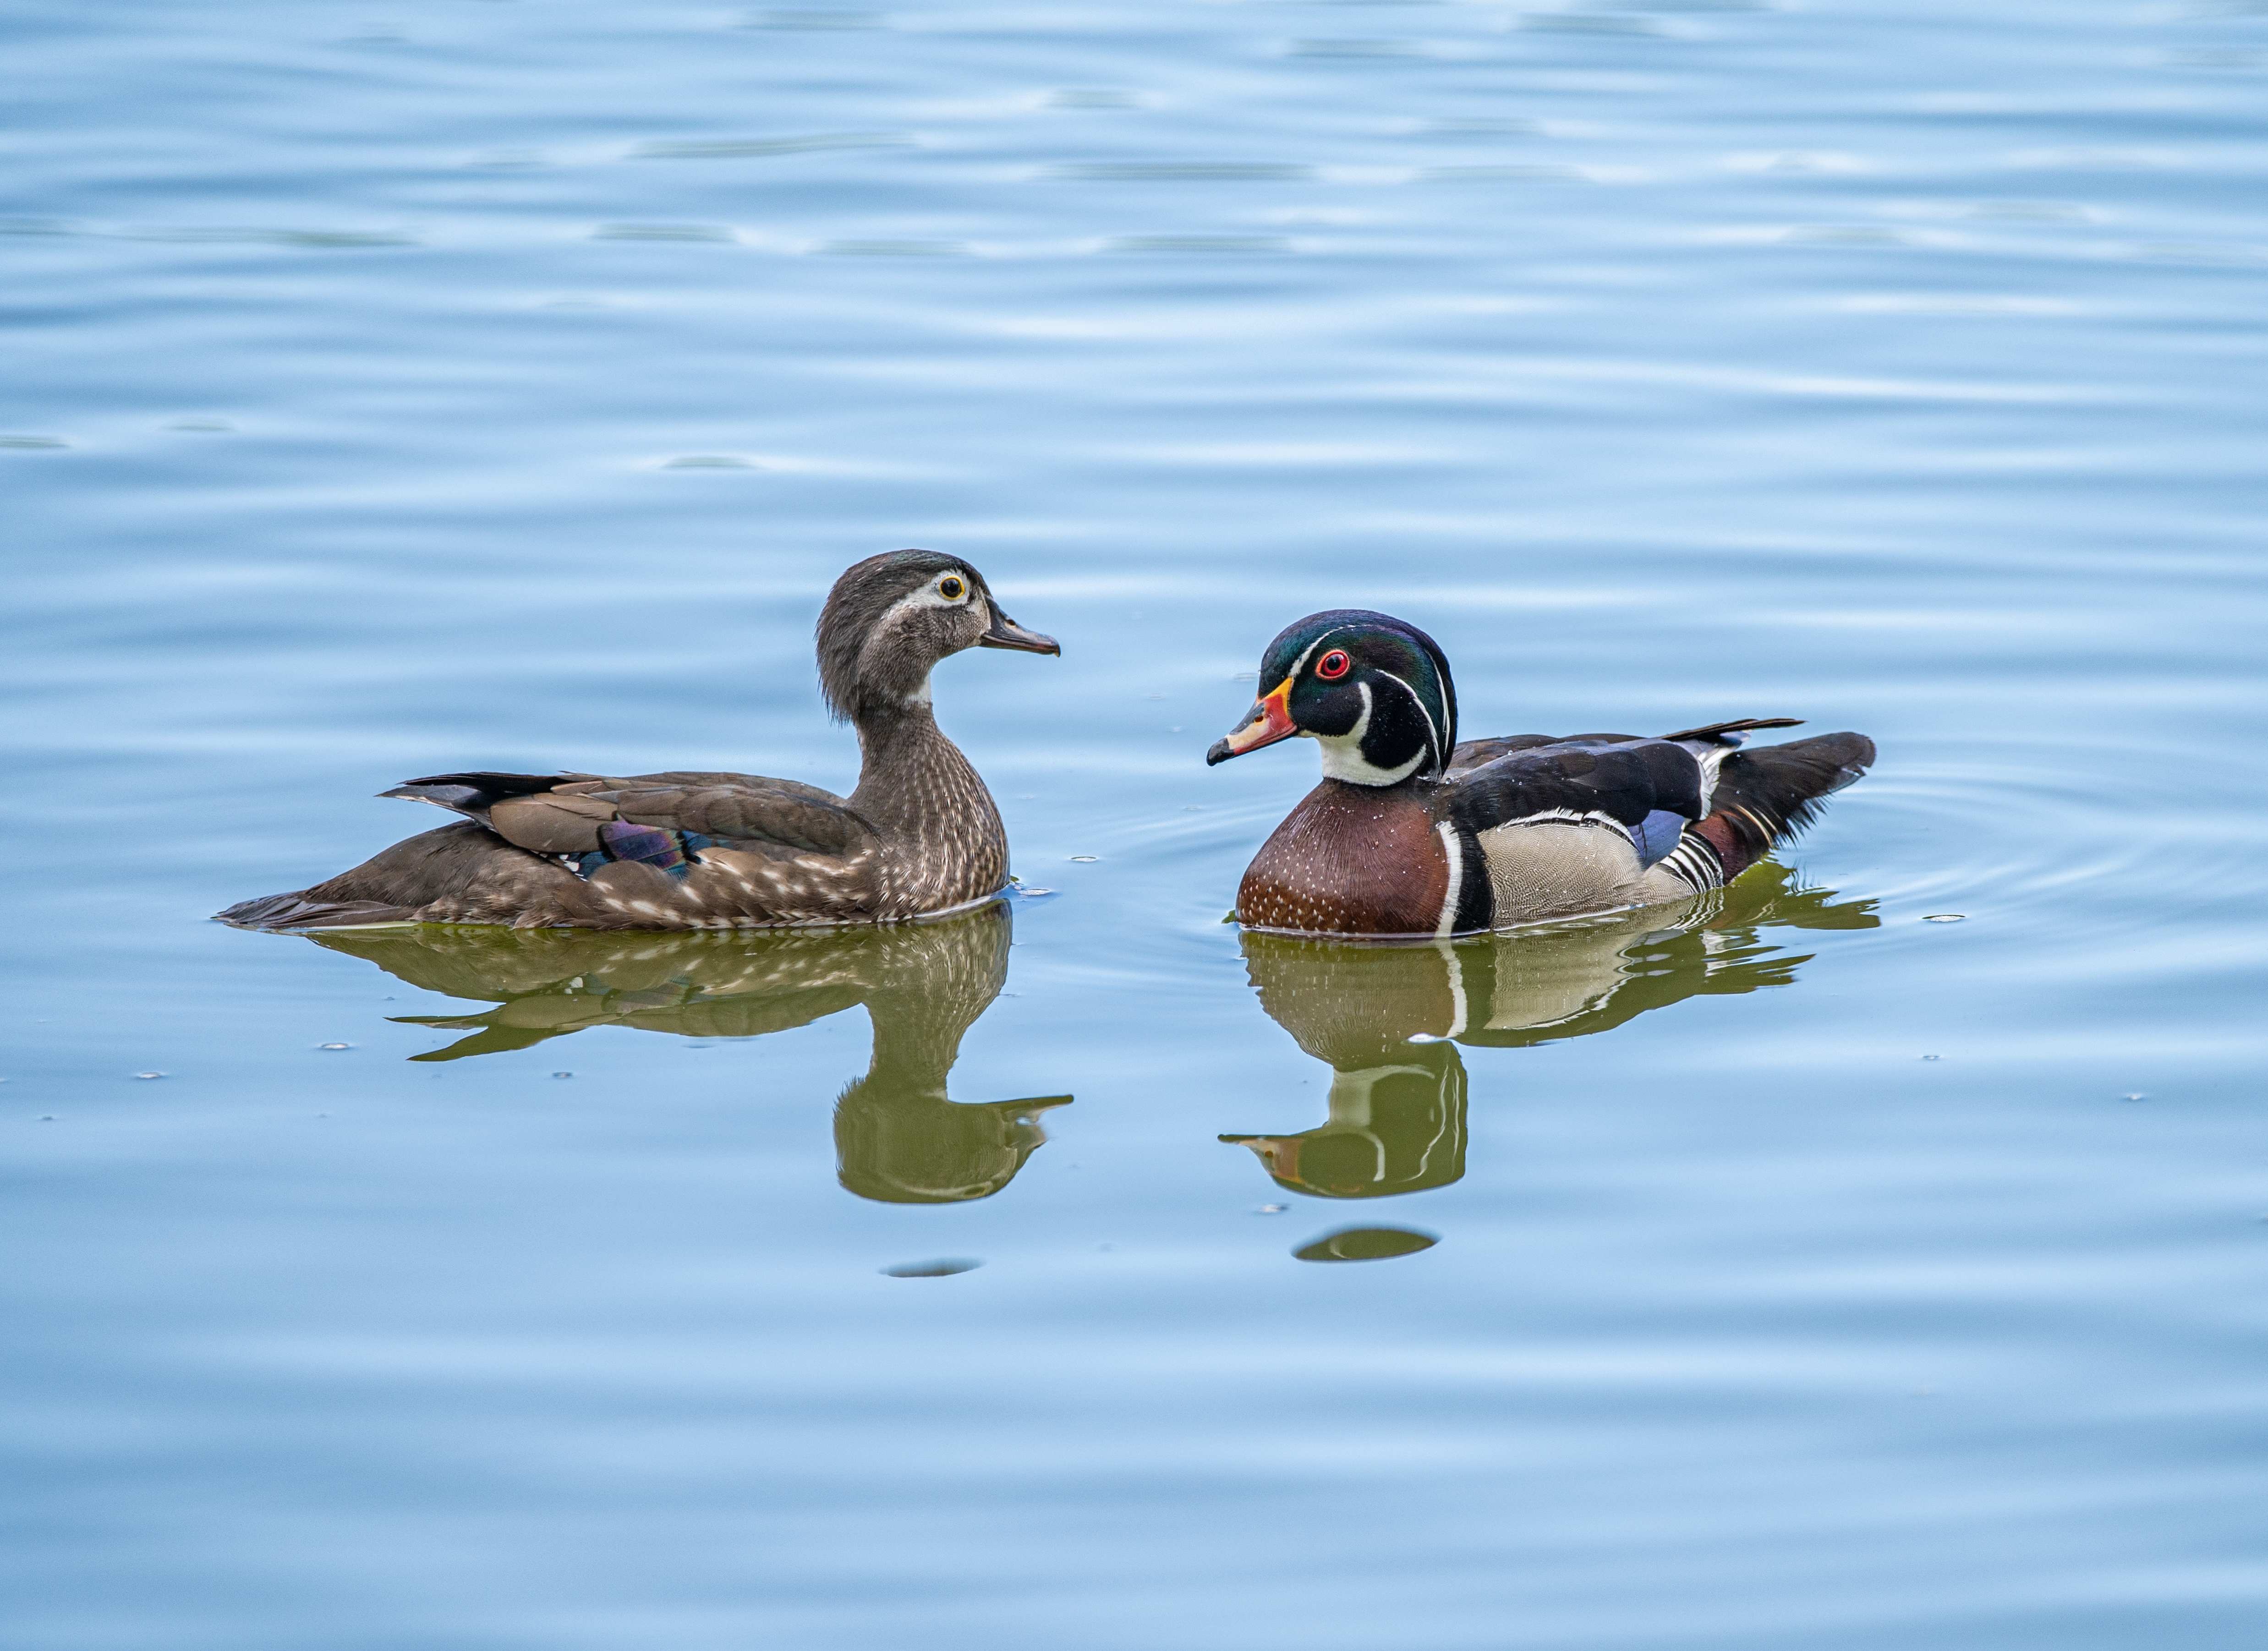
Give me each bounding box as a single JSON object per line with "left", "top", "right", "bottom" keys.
{"left": 5, "top": 1, "right": 2267, "bottom": 1646}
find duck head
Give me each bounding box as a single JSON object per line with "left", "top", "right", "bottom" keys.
{"left": 1206, "top": 609, "right": 1457, "bottom": 786}
{"left": 817, "top": 549, "right": 1058, "bottom": 721}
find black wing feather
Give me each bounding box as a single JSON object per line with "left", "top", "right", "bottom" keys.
{"left": 1446, "top": 738, "right": 1705, "bottom": 835}
{"left": 381, "top": 769, "right": 876, "bottom": 858}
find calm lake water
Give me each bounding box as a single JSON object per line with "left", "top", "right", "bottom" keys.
{"left": 5, "top": 1, "right": 2267, "bottom": 1645}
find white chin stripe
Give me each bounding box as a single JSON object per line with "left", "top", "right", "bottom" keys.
{"left": 1315, "top": 682, "right": 1427, "bottom": 786}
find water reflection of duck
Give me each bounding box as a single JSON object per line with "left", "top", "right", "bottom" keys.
{"left": 1223, "top": 866, "right": 1877, "bottom": 1200}
{"left": 310, "top": 902, "right": 1068, "bottom": 1203}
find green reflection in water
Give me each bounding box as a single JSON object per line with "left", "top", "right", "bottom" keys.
{"left": 1228, "top": 866, "right": 1879, "bottom": 1202}
{"left": 307, "top": 903, "right": 1070, "bottom": 1204}
{"left": 1293, "top": 1227, "right": 1440, "bottom": 1263}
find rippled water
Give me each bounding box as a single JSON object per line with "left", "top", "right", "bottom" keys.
{"left": 6, "top": 1, "right": 2268, "bottom": 1645}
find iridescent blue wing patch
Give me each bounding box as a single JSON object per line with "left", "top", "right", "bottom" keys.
{"left": 1632, "top": 808, "right": 1687, "bottom": 870}
{"left": 580, "top": 820, "right": 701, "bottom": 880}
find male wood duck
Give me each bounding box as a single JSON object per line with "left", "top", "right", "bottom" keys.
{"left": 218, "top": 551, "right": 1058, "bottom": 932}
{"left": 1206, "top": 609, "right": 1874, "bottom": 937}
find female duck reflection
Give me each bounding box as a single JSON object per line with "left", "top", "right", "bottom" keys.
{"left": 1223, "top": 867, "right": 1878, "bottom": 1201}
{"left": 311, "top": 902, "right": 1068, "bottom": 1204}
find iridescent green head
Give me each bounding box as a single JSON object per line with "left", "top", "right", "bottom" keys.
{"left": 1206, "top": 609, "right": 1458, "bottom": 786}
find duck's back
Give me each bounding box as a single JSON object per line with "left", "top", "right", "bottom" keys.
{"left": 221, "top": 767, "right": 896, "bottom": 932}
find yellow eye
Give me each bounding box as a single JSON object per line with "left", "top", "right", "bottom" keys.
{"left": 939, "top": 575, "right": 966, "bottom": 601}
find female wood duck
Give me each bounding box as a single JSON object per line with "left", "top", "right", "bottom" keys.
{"left": 219, "top": 551, "right": 1058, "bottom": 932}
{"left": 1206, "top": 609, "right": 1874, "bottom": 938}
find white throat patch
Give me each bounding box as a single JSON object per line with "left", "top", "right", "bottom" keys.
{"left": 1314, "top": 681, "right": 1427, "bottom": 787}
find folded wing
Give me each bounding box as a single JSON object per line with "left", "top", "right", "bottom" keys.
{"left": 1445, "top": 738, "right": 1706, "bottom": 871}
{"left": 383, "top": 770, "right": 878, "bottom": 861}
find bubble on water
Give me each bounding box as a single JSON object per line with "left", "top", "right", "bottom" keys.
{"left": 133, "top": 1072, "right": 164, "bottom": 1080}
{"left": 1294, "top": 1226, "right": 1438, "bottom": 1263}
{"left": 1070, "top": 855, "right": 1099, "bottom": 862}
{"left": 1408, "top": 1032, "right": 1445, "bottom": 1044}
{"left": 1923, "top": 913, "right": 1967, "bottom": 922}
{"left": 1922, "top": 1054, "right": 1941, "bottom": 1061}
{"left": 881, "top": 1257, "right": 982, "bottom": 1278}
{"left": 553, "top": 1072, "right": 574, "bottom": 1079}
{"left": 2122, "top": 1092, "right": 2148, "bottom": 1102}
{"left": 1256, "top": 1203, "right": 1287, "bottom": 1214}
{"left": 319, "top": 1042, "right": 351, "bottom": 1050}
{"left": 1016, "top": 886, "right": 1056, "bottom": 897}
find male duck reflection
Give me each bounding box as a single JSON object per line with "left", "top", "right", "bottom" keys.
{"left": 1224, "top": 868, "right": 1878, "bottom": 1199}
{"left": 1208, "top": 610, "right": 1874, "bottom": 937}
{"left": 315, "top": 903, "right": 1069, "bottom": 1203}
{"left": 220, "top": 552, "right": 1057, "bottom": 932}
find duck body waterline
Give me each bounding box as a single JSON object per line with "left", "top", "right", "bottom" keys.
{"left": 1209, "top": 609, "right": 1874, "bottom": 939}
{"left": 218, "top": 551, "right": 1058, "bottom": 933}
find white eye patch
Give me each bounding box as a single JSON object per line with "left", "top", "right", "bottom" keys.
{"left": 882, "top": 573, "right": 976, "bottom": 618}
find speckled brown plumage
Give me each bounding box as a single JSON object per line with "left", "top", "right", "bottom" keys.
{"left": 1234, "top": 781, "right": 1451, "bottom": 938}
{"left": 218, "top": 552, "right": 1057, "bottom": 932}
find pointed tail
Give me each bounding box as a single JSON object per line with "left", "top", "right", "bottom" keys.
{"left": 1690, "top": 731, "right": 1875, "bottom": 882}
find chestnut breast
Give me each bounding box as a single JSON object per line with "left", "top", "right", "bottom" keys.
{"left": 1235, "top": 781, "right": 1450, "bottom": 937}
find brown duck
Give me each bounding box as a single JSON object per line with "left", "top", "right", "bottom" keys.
{"left": 1206, "top": 608, "right": 1874, "bottom": 937}
{"left": 219, "top": 551, "right": 1058, "bottom": 932}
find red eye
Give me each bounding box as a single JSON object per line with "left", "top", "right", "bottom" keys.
{"left": 1315, "top": 650, "right": 1351, "bottom": 681}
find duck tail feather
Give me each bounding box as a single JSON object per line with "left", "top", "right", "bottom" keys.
{"left": 217, "top": 820, "right": 525, "bottom": 931}
{"left": 214, "top": 891, "right": 422, "bottom": 931}
{"left": 1659, "top": 716, "right": 1806, "bottom": 745}
{"left": 1694, "top": 732, "right": 1875, "bottom": 880}
{"left": 379, "top": 771, "right": 572, "bottom": 822}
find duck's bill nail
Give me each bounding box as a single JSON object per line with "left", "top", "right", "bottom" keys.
{"left": 978, "top": 612, "right": 1061, "bottom": 655}
{"left": 1205, "top": 679, "right": 1296, "bottom": 765}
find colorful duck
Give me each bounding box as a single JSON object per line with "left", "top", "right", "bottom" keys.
{"left": 1207, "top": 609, "right": 1874, "bottom": 937}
